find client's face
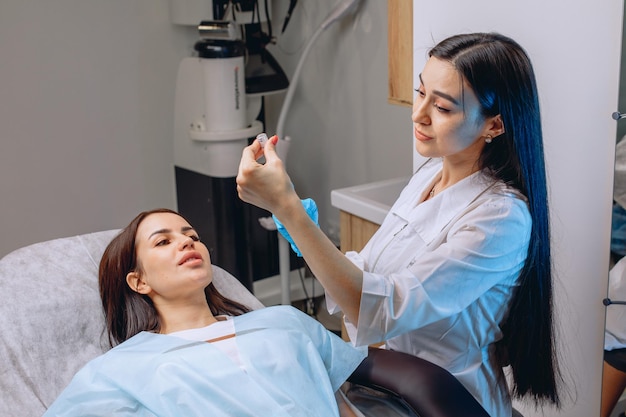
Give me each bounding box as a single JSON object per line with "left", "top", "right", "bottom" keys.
{"left": 131, "top": 212, "right": 213, "bottom": 301}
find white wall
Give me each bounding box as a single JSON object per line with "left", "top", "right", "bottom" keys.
{"left": 413, "top": 1, "right": 623, "bottom": 416}
{"left": 263, "top": 1, "right": 412, "bottom": 243}
{"left": 0, "top": 0, "right": 411, "bottom": 258}
{"left": 0, "top": 0, "right": 195, "bottom": 256}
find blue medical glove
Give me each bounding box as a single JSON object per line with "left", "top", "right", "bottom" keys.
{"left": 272, "top": 198, "right": 319, "bottom": 257}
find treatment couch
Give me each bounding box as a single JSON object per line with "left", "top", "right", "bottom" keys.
{"left": 0, "top": 229, "right": 491, "bottom": 417}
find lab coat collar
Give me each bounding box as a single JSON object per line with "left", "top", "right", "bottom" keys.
{"left": 393, "top": 159, "right": 499, "bottom": 244}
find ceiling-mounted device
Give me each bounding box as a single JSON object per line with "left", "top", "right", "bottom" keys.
{"left": 170, "top": 0, "right": 289, "bottom": 97}
{"left": 171, "top": 0, "right": 290, "bottom": 178}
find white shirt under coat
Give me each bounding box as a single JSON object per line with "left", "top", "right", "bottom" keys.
{"left": 327, "top": 158, "right": 531, "bottom": 417}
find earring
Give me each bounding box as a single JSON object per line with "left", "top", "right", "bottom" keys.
{"left": 484, "top": 134, "right": 492, "bottom": 144}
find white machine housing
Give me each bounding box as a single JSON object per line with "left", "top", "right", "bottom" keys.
{"left": 173, "top": 56, "right": 263, "bottom": 178}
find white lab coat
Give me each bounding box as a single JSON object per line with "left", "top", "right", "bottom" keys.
{"left": 327, "top": 158, "right": 531, "bottom": 417}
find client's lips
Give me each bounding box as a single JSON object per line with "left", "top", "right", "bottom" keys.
{"left": 178, "top": 252, "right": 202, "bottom": 266}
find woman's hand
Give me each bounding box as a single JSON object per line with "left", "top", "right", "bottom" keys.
{"left": 236, "top": 135, "right": 300, "bottom": 218}
{"left": 238, "top": 135, "right": 364, "bottom": 324}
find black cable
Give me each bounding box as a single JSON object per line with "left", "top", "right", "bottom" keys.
{"left": 296, "top": 260, "right": 318, "bottom": 317}
{"left": 281, "top": 0, "right": 298, "bottom": 33}
{"left": 264, "top": 0, "right": 272, "bottom": 40}
{"left": 297, "top": 261, "right": 310, "bottom": 298}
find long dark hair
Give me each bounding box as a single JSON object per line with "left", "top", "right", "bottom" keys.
{"left": 99, "top": 208, "right": 250, "bottom": 347}
{"left": 430, "top": 33, "right": 561, "bottom": 406}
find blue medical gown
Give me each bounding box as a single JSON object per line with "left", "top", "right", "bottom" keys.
{"left": 43, "top": 306, "right": 366, "bottom": 417}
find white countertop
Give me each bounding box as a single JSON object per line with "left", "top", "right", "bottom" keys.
{"left": 330, "top": 176, "right": 410, "bottom": 225}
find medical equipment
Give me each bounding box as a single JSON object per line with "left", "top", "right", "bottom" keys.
{"left": 171, "top": 1, "right": 287, "bottom": 179}
{"left": 171, "top": 0, "right": 289, "bottom": 290}
{"left": 170, "top": 0, "right": 362, "bottom": 299}
{"left": 275, "top": 0, "right": 363, "bottom": 304}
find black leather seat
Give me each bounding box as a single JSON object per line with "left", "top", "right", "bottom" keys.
{"left": 347, "top": 347, "right": 491, "bottom": 417}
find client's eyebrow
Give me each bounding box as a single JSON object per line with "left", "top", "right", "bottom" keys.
{"left": 418, "top": 73, "right": 460, "bottom": 105}
{"left": 148, "top": 226, "right": 195, "bottom": 239}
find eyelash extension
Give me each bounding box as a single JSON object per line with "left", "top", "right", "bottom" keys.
{"left": 155, "top": 234, "right": 200, "bottom": 246}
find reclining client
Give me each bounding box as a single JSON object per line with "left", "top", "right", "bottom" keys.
{"left": 43, "top": 208, "right": 366, "bottom": 417}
